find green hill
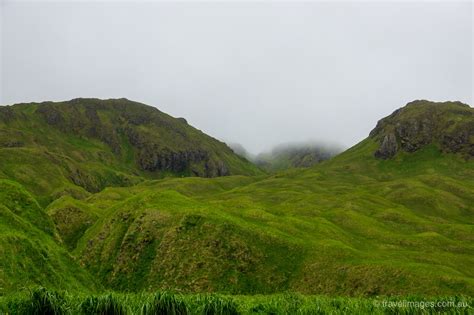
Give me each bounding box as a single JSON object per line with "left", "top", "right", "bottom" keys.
{"left": 0, "top": 99, "right": 473, "bottom": 299}
{"left": 0, "top": 98, "right": 262, "bottom": 206}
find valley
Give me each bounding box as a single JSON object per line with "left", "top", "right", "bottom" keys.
{"left": 0, "top": 99, "right": 473, "bottom": 313}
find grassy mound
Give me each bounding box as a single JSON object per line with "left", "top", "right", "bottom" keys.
{"left": 0, "top": 180, "right": 99, "bottom": 294}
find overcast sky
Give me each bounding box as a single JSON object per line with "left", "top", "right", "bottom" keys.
{"left": 1, "top": 1, "right": 472, "bottom": 154}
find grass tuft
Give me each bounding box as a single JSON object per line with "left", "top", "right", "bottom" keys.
{"left": 198, "top": 294, "right": 239, "bottom": 315}
{"left": 141, "top": 292, "right": 188, "bottom": 315}
{"left": 79, "top": 293, "right": 127, "bottom": 315}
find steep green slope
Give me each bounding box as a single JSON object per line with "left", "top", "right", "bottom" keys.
{"left": 0, "top": 180, "right": 99, "bottom": 294}
{"left": 0, "top": 98, "right": 262, "bottom": 205}
{"left": 71, "top": 100, "right": 474, "bottom": 296}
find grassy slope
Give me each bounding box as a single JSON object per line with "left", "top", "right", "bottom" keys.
{"left": 0, "top": 99, "right": 262, "bottom": 206}
{"left": 0, "top": 180, "right": 99, "bottom": 294}
{"left": 71, "top": 138, "right": 474, "bottom": 296}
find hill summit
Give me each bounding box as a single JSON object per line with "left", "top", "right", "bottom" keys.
{"left": 0, "top": 98, "right": 261, "bottom": 204}
{"left": 370, "top": 100, "right": 474, "bottom": 159}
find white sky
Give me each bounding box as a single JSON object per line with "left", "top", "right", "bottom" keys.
{"left": 1, "top": 0, "right": 472, "bottom": 154}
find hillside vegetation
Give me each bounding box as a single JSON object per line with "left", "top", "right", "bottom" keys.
{"left": 0, "top": 98, "right": 261, "bottom": 206}
{"left": 0, "top": 180, "right": 99, "bottom": 294}
{"left": 0, "top": 99, "right": 473, "bottom": 303}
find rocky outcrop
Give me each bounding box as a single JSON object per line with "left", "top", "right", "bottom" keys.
{"left": 177, "top": 117, "right": 188, "bottom": 124}
{"left": 204, "top": 159, "right": 229, "bottom": 177}
{"left": 134, "top": 143, "right": 229, "bottom": 177}
{"left": 374, "top": 133, "right": 398, "bottom": 159}
{"left": 137, "top": 146, "right": 205, "bottom": 172}
{"left": 37, "top": 100, "right": 232, "bottom": 177}
{"left": 36, "top": 105, "right": 64, "bottom": 125}
{"left": 396, "top": 118, "right": 435, "bottom": 152}
{"left": 371, "top": 100, "right": 473, "bottom": 159}
{"left": 123, "top": 120, "right": 229, "bottom": 177}
{"left": 441, "top": 121, "right": 474, "bottom": 156}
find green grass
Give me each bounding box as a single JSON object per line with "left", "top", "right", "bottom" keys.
{"left": 0, "top": 180, "right": 99, "bottom": 294}
{"left": 61, "top": 139, "right": 473, "bottom": 296}
{"left": 1, "top": 288, "right": 472, "bottom": 314}
{"left": 2, "top": 142, "right": 472, "bottom": 296}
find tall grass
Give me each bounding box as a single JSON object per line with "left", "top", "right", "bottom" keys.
{"left": 141, "top": 292, "right": 188, "bottom": 315}
{"left": 197, "top": 294, "right": 239, "bottom": 315}
{"left": 2, "top": 287, "right": 68, "bottom": 315}
{"left": 0, "top": 288, "right": 472, "bottom": 315}
{"left": 79, "top": 293, "right": 127, "bottom": 315}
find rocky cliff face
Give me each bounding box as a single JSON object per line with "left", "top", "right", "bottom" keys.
{"left": 32, "top": 99, "right": 239, "bottom": 177}
{"left": 370, "top": 100, "right": 474, "bottom": 159}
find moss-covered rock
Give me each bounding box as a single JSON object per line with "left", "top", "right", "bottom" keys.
{"left": 371, "top": 100, "right": 474, "bottom": 159}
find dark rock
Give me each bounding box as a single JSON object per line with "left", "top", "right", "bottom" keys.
{"left": 374, "top": 133, "right": 398, "bottom": 159}
{"left": 394, "top": 118, "right": 434, "bottom": 152}
{"left": 36, "top": 106, "right": 64, "bottom": 125}
{"left": 177, "top": 117, "right": 188, "bottom": 124}
{"left": 441, "top": 123, "right": 474, "bottom": 157}
{"left": 205, "top": 159, "right": 229, "bottom": 177}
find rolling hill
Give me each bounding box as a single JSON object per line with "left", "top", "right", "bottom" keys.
{"left": 0, "top": 179, "right": 99, "bottom": 294}
{"left": 0, "top": 99, "right": 473, "bottom": 299}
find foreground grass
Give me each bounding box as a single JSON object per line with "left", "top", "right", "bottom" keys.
{"left": 0, "top": 288, "right": 472, "bottom": 315}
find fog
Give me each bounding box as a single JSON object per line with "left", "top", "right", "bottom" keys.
{"left": 1, "top": 1, "right": 472, "bottom": 154}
